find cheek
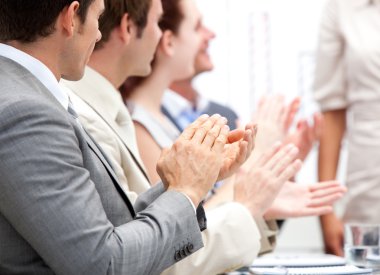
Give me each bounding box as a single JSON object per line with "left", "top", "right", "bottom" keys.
{"left": 189, "top": 33, "right": 202, "bottom": 54}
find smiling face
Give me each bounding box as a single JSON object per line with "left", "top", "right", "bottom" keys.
{"left": 61, "top": 0, "right": 104, "bottom": 80}
{"left": 127, "top": 0, "right": 164, "bottom": 76}
{"left": 167, "top": 0, "right": 202, "bottom": 81}
{"left": 193, "top": 23, "right": 216, "bottom": 76}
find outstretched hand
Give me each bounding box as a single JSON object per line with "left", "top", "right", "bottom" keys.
{"left": 233, "top": 143, "right": 302, "bottom": 217}
{"left": 217, "top": 124, "right": 257, "bottom": 181}
{"left": 264, "top": 180, "right": 346, "bottom": 219}
{"left": 283, "top": 112, "right": 323, "bottom": 161}
{"left": 251, "top": 95, "right": 300, "bottom": 157}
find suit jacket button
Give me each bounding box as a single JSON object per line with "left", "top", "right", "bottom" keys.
{"left": 180, "top": 248, "right": 186, "bottom": 258}
{"left": 187, "top": 243, "right": 194, "bottom": 253}
{"left": 174, "top": 250, "right": 181, "bottom": 261}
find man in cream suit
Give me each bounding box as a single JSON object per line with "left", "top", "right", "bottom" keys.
{"left": 0, "top": 0, "right": 259, "bottom": 274}
{"left": 60, "top": 0, "right": 297, "bottom": 274}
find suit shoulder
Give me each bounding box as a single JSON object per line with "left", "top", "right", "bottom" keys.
{"left": 206, "top": 101, "right": 238, "bottom": 118}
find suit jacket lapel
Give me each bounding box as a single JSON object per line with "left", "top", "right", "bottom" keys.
{"left": 98, "top": 111, "right": 151, "bottom": 184}
{"left": 76, "top": 95, "right": 151, "bottom": 184}
{"left": 82, "top": 127, "right": 136, "bottom": 217}
{"left": 64, "top": 68, "right": 150, "bottom": 183}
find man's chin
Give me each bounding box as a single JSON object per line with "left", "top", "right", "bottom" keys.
{"left": 129, "top": 66, "right": 152, "bottom": 78}
{"left": 194, "top": 64, "right": 214, "bottom": 75}
{"left": 140, "top": 66, "right": 152, "bottom": 77}
{"left": 61, "top": 70, "right": 85, "bottom": 82}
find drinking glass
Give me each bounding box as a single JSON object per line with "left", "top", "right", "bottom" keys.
{"left": 345, "top": 224, "right": 380, "bottom": 272}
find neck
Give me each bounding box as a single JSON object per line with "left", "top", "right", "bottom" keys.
{"left": 128, "top": 65, "right": 173, "bottom": 115}
{"left": 169, "top": 77, "right": 198, "bottom": 107}
{"left": 88, "top": 45, "right": 129, "bottom": 89}
{"left": 7, "top": 40, "right": 61, "bottom": 81}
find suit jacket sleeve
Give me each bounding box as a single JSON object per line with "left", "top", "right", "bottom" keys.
{"left": 162, "top": 202, "right": 261, "bottom": 275}
{"left": 0, "top": 98, "right": 203, "bottom": 275}
{"left": 255, "top": 217, "right": 278, "bottom": 255}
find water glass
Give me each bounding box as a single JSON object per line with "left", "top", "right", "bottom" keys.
{"left": 345, "top": 224, "right": 380, "bottom": 271}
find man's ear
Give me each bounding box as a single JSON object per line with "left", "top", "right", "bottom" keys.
{"left": 159, "top": 30, "right": 175, "bottom": 57}
{"left": 61, "top": 1, "right": 80, "bottom": 37}
{"left": 118, "top": 13, "right": 135, "bottom": 45}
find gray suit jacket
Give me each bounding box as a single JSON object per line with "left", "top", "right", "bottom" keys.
{"left": 0, "top": 57, "right": 203, "bottom": 275}
{"left": 61, "top": 68, "right": 262, "bottom": 275}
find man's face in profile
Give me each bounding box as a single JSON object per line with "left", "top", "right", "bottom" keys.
{"left": 193, "top": 23, "right": 216, "bottom": 76}
{"left": 129, "top": 0, "right": 163, "bottom": 76}
{"left": 62, "top": 0, "right": 104, "bottom": 81}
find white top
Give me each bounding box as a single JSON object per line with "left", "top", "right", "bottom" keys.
{"left": 313, "top": 0, "right": 380, "bottom": 112}
{"left": 128, "top": 102, "right": 180, "bottom": 149}
{"left": 0, "top": 43, "right": 69, "bottom": 110}
{"left": 313, "top": 0, "right": 380, "bottom": 223}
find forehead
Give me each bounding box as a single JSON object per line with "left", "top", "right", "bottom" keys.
{"left": 180, "top": 0, "right": 201, "bottom": 22}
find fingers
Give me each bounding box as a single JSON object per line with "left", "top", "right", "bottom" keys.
{"left": 212, "top": 125, "right": 230, "bottom": 153}
{"left": 180, "top": 114, "right": 209, "bottom": 140}
{"left": 227, "top": 129, "right": 244, "bottom": 143}
{"left": 310, "top": 185, "right": 346, "bottom": 200}
{"left": 257, "top": 95, "right": 285, "bottom": 122}
{"left": 283, "top": 97, "right": 300, "bottom": 131}
{"left": 192, "top": 115, "right": 225, "bottom": 144}
{"left": 256, "top": 142, "right": 282, "bottom": 167}
{"left": 233, "top": 140, "right": 249, "bottom": 165}
{"left": 309, "top": 180, "right": 343, "bottom": 192}
{"left": 313, "top": 112, "right": 323, "bottom": 140}
{"left": 245, "top": 124, "right": 257, "bottom": 153}
{"left": 277, "top": 159, "right": 303, "bottom": 183}
{"left": 265, "top": 144, "right": 298, "bottom": 172}
{"left": 202, "top": 117, "right": 225, "bottom": 147}
{"left": 308, "top": 193, "right": 343, "bottom": 208}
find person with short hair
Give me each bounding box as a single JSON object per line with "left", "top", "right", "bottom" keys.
{"left": 0, "top": 0, "right": 254, "bottom": 274}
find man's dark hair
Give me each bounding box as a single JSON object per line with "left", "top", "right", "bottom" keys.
{"left": 0, "top": 0, "right": 95, "bottom": 43}
{"left": 95, "top": 0, "right": 152, "bottom": 49}
{"left": 158, "top": 0, "right": 183, "bottom": 35}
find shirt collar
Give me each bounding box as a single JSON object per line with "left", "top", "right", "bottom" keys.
{"left": 0, "top": 43, "right": 69, "bottom": 110}
{"left": 163, "top": 89, "right": 210, "bottom": 117}
{"left": 162, "top": 89, "right": 194, "bottom": 117}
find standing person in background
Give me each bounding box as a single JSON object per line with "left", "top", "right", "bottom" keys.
{"left": 314, "top": 0, "right": 380, "bottom": 256}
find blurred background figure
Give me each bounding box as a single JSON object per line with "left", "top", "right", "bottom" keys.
{"left": 314, "top": 0, "right": 380, "bottom": 256}
{"left": 122, "top": 0, "right": 345, "bottom": 264}
{"left": 162, "top": 24, "right": 240, "bottom": 130}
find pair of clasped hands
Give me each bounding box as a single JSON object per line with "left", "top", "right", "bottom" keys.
{"left": 157, "top": 110, "right": 346, "bottom": 220}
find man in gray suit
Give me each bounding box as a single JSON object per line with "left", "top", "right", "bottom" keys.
{"left": 0, "top": 0, "right": 256, "bottom": 274}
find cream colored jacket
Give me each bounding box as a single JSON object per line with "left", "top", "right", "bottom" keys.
{"left": 61, "top": 67, "right": 276, "bottom": 275}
